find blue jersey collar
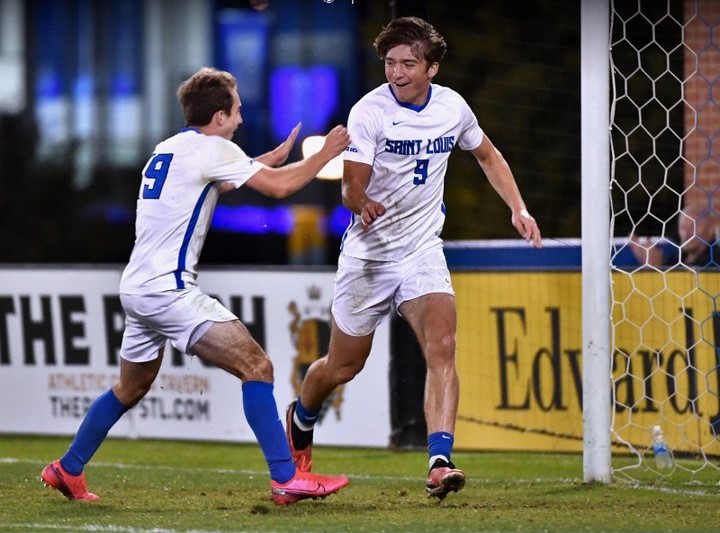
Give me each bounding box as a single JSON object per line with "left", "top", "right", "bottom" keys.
{"left": 388, "top": 84, "right": 432, "bottom": 112}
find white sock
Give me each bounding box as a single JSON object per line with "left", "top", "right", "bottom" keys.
{"left": 293, "top": 411, "right": 314, "bottom": 432}
{"left": 429, "top": 454, "right": 449, "bottom": 469}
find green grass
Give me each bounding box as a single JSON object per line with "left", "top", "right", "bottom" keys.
{"left": 1, "top": 435, "right": 719, "bottom": 532}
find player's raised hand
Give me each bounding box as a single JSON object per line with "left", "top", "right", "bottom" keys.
{"left": 321, "top": 125, "right": 351, "bottom": 159}
{"left": 273, "top": 122, "right": 303, "bottom": 165}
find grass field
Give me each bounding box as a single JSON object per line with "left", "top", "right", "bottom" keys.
{"left": 1, "top": 435, "right": 719, "bottom": 533}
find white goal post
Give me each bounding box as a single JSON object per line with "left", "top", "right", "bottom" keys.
{"left": 581, "top": 0, "right": 612, "bottom": 483}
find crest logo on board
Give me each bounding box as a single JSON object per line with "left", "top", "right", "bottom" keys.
{"left": 288, "top": 284, "right": 344, "bottom": 423}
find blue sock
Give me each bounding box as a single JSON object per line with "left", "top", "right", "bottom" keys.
{"left": 60, "top": 389, "right": 128, "bottom": 476}
{"left": 294, "top": 397, "right": 321, "bottom": 429}
{"left": 428, "top": 431, "right": 454, "bottom": 465}
{"left": 242, "top": 381, "right": 295, "bottom": 484}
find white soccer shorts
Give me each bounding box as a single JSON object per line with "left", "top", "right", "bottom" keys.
{"left": 119, "top": 286, "right": 237, "bottom": 362}
{"left": 331, "top": 243, "right": 455, "bottom": 337}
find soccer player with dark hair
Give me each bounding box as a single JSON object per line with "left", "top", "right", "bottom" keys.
{"left": 41, "top": 67, "right": 350, "bottom": 505}
{"left": 285, "top": 17, "right": 542, "bottom": 500}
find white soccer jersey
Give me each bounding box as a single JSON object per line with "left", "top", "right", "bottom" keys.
{"left": 342, "top": 83, "right": 484, "bottom": 261}
{"left": 119, "top": 128, "right": 265, "bottom": 293}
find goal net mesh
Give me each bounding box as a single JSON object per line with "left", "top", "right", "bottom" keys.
{"left": 609, "top": 0, "right": 720, "bottom": 483}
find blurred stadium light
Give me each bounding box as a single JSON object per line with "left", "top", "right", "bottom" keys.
{"left": 0, "top": 0, "right": 25, "bottom": 113}
{"left": 301, "top": 135, "right": 344, "bottom": 180}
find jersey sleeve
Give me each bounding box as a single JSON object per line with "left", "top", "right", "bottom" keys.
{"left": 457, "top": 96, "right": 485, "bottom": 151}
{"left": 344, "top": 99, "right": 381, "bottom": 166}
{"left": 205, "top": 137, "right": 266, "bottom": 188}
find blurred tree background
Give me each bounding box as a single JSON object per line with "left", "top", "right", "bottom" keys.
{"left": 0, "top": 0, "right": 580, "bottom": 265}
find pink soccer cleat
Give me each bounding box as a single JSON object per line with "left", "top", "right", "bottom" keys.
{"left": 426, "top": 459, "right": 465, "bottom": 500}
{"left": 271, "top": 470, "right": 349, "bottom": 505}
{"left": 40, "top": 460, "right": 100, "bottom": 501}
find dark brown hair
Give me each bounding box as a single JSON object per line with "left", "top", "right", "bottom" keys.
{"left": 373, "top": 16, "right": 447, "bottom": 66}
{"left": 176, "top": 67, "right": 236, "bottom": 127}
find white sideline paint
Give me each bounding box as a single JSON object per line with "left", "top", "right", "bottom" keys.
{"left": 4, "top": 457, "right": 715, "bottom": 496}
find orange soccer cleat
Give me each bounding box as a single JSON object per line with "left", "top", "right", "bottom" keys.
{"left": 285, "top": 401, "right": 313, "bottom": 472}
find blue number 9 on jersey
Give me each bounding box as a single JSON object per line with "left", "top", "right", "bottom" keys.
{"left": 142, "top": 153, "right": 174, "bottom": 199}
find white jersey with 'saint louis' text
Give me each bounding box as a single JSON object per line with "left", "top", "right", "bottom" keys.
{"left": 342, "top": 83, "right": 484, "bottom": 262}
{"left": 120, "top": 128, "right": 264, "bottom": 294}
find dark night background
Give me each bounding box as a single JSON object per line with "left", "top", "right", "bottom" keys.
{"left": 0, "top": 0, "right": 581, "bottom": 266}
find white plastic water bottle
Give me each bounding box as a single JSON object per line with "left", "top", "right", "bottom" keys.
{"left": 651, "top": 425, "right": 673, "bottom": 469}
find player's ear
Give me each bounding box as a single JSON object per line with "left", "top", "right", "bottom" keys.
{"left": 428, "top": 62, "right": 439, "bottom": 78}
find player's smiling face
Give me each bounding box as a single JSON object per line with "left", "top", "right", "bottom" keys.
{"left": 384, "top": 44, "right": 438, "bottom": 107}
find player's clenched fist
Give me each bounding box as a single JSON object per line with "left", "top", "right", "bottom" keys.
{"left": 321, "top": 125, "right": 351, "bottom": 158}
{"left": 361, "top": 200, "right": 386, "bottom": 230}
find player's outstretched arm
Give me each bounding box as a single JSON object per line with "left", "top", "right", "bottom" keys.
{"left": 245, "top": 125, "right": 350, "bottom": 199}
{"left": 471, "top": 136, "right": 542, "bottom": 248}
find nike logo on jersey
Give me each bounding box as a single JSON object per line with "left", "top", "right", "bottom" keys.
{"left": 392, "top": 120, "right": 403, "bottom": 125}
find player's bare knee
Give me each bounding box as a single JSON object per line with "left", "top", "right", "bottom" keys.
{"left": 255, "top": 354, "right": 274, "bottom": 381}
{"left": 425, "top": 336, "right": 456, "bottom": 367}
{"left": 239, "top": 351, "right": 274, "bottom": 382}
{"left": 114, "top": 380, "right": 151, "bottom": 407}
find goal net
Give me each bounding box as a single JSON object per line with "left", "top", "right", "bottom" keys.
{"left": 607, "top": 0, "right": 720, "bottom": 483}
